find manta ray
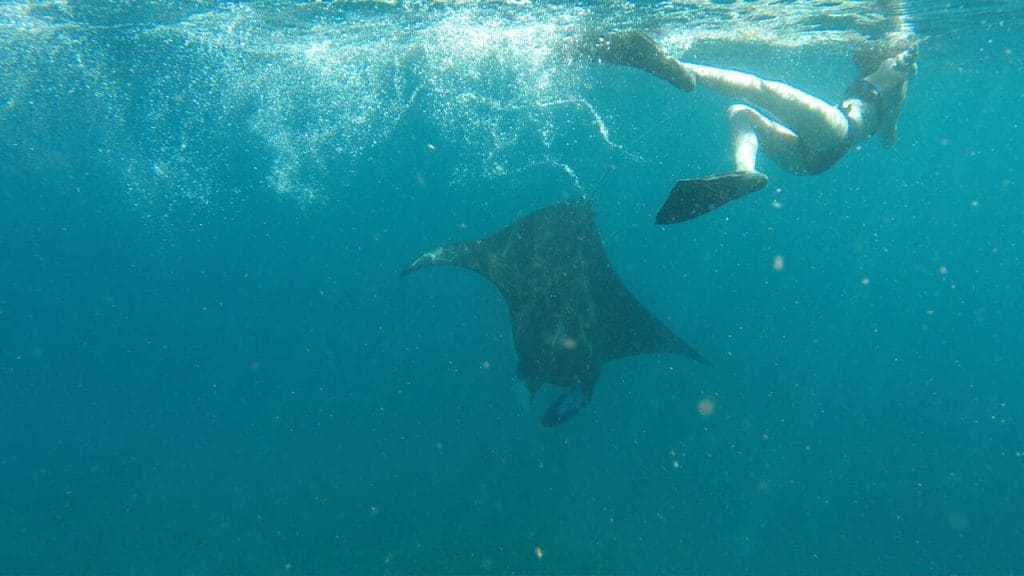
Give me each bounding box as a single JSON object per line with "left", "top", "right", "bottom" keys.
{"left": 402, "top": 200, "right": 709, "bottom": 426}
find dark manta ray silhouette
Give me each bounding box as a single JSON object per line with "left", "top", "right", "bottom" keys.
{"left": 402, "top": 200, "right": 709, "bottom": 426}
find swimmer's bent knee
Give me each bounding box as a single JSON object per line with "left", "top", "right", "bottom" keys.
{"left": 727, "top": 104, "right": 759, "bottom": 122}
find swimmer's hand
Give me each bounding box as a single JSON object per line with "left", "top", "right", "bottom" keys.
{"left": 893, "top": 46, "right": 918, "bottom": 79}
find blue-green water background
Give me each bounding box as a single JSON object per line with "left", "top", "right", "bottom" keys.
{"left": 1, "top": 1, "right": 1022, "bottom": 574}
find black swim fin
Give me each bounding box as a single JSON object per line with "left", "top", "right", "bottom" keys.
{"left": 655, "top": 171, "right": 768, "bottom": 224}
{"left": 584, "top": 31, "right": 695, "bottom": 92}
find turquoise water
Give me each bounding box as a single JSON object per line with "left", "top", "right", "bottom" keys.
{"left": 1, "top": 1, "right": 1022, "bottom": 573}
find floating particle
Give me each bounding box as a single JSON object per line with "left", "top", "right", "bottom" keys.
{"left": 772, "top": 254, "right": 784, "bottom": 271}
{"left": 697, "top": 397, "right": 715, "bottom": 417}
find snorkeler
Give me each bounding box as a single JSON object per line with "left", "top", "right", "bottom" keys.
{"left": 583, "top": 31, "right": 918, "bottom": 224}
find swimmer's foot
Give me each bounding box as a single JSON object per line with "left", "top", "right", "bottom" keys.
{"left": 655, "top": 171, "right": 768, "bottom": 224}
{"left": 583, "top": 31, "right": 695, "bottom": 92}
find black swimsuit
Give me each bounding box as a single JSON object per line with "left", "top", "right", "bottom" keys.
{"left": 798, "top": 79, "right": 882, "bottom": 175}
{"left": 799, "top": 126, "right": 855, "bottom": 175}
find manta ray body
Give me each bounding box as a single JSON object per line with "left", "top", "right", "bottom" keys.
{"left": 402, "top": 200, "right": 708, "bottom": 426}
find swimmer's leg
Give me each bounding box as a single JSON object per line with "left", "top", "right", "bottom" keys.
{"left": 728, "top": 104, "right": 805, "bottom": 173}
{"left": 582, "top": 33, "right": 844, "bottom": 145}
{"left": 683, "top": 63, "right": 848, "bottom": 147}
{"left": 655, "top": 105, "right": 782, "bottom": 224}
{"left": 654, "top": 105, "right": 807, "bottom": 224}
